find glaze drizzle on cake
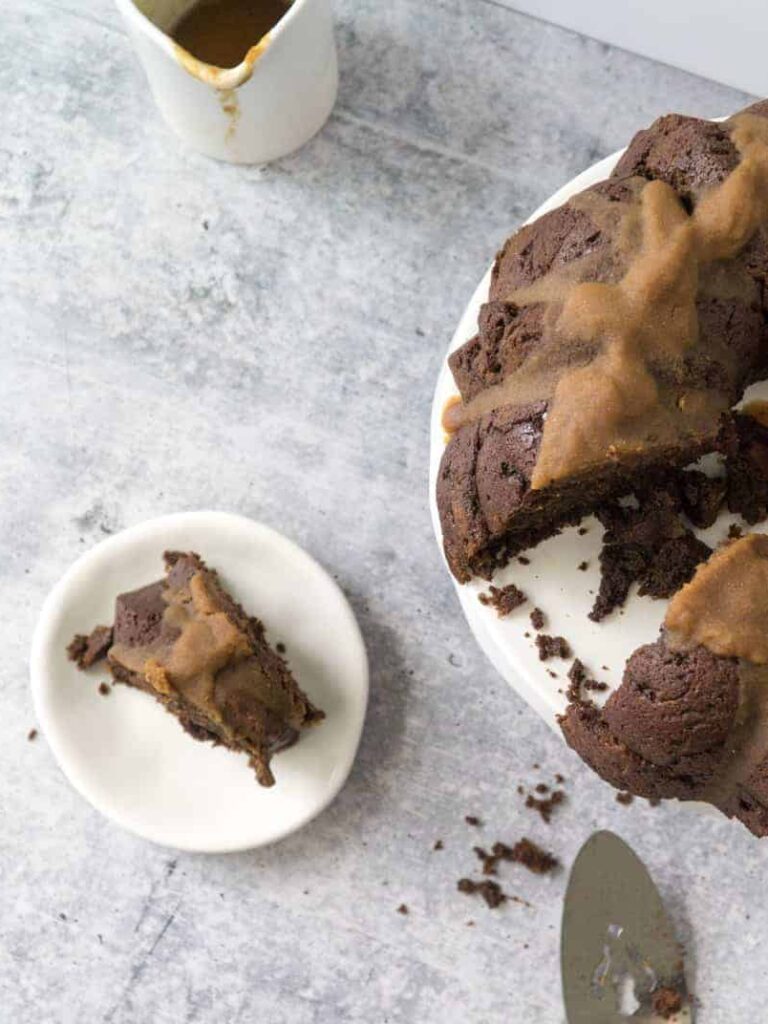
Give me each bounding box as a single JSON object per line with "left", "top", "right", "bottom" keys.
{"left": 438, "top": 102, "right": 768, "bottom": 583}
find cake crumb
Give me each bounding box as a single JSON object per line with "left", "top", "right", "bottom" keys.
{"left": 728, "top": 523, "right": 743, "bottom": 540}
{"left": 525, "top": 789, "right": 565, "bottom": 824}
{"left": 397, "top": 904, "right": 409, "bottom": 915}
{"left": 473, "top": 846, "right": 498, "bottom": 875}
{"left": 535, "top": 783, "right": 549, "bottom": 794}
{"left": 503, "top": 838, "right": 559, "bottom": 875}
{"left": 98, "top": 682, "right": 111, "bottom": 697}
{"left": 518, "top": 556, "right": 531, "bottom": 565}
{"left": 67, "top": 626, "right": 113, "bottom": 670}
{"left": 566, "top": 659, "right": 606, "bottom": 702}
{"left": 566, "top": 659, "right": 587, "bottom": 703}
{"left": 457, "top": 878, "right": 506, "bottom": 909}
{"left": 590, "top": 492, "right": 711, "bottom": 622}
{"left": 652, "top": 987, "right": 683, "bottom": 1019}
{"left": 508, "top": 893, "right": 532, "bottom": 908}
{"left": 276, "top": 642, "right": 286, "bottom": 654}
{"left": 535, "top": 635, "right": 572, "bottom": 661}
{"left": 577, "top": 561, "right": 589, "bottom": 572}
{"left": 465, "top": 815, "right": 482, "bottom": 827}
{"left": 530, "top": 607, "right": 545, "bottom": 631}
{"left": 433, "top": 839, "right": 444, "bottom": 851}
{"left": 475, "top": 838, "right": 560, "bottom": 876}
{"left": 478, "top": 584, "right": 527, "bottom": 617}
{"left": 616, "top": 791, "right": 634, "bottom": 806}
{"left": 27, "top": 728, "right": 37, "bottom": 742}
{"left": 577, "top": 527, "right": 588, "bottom": 536}
{"left": 554, "top": 773, "right": 565, "bottom": 784}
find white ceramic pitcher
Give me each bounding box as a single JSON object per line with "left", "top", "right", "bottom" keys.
{"left": 114, "top": 0, "right": 338, "bottom": 164}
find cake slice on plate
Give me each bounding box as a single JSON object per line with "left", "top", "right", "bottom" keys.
{"left": 68, "top": 551, "right": 324, "bottom": 786}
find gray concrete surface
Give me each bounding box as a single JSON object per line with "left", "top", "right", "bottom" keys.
{"left": 0, "top": 1, "right": 761, "bottom": 1020}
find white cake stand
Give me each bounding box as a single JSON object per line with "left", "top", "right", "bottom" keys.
{"left": 428, "top": 147, "right": 764, "bottom": 732}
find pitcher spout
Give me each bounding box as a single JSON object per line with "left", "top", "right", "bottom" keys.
{"left": 172, "top": 36, "right": 271, "bottom": 90}
{"left": 113, "top": 0, "right": 338, "bottom": 165}
{"left": 115, "top": 0, "right": 273, "bottom": 89}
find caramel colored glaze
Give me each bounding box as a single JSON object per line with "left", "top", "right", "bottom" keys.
{"left": 172, "top": 0, "right": 289, "bottom": 68}
{"left": 665, "top": 533, "right": 768, "bottom": 664}
{"left": 106, "top": 554, "right": 324, "bottom": 787}
{"left": 441, "top": 394, "right": 462, "bottom": 444}
{"left": 533, "top": 178, "right": 716, "bottom": 490}
{"left": 109, "top": 570, "right": 290, "bottom": 734}
{"left": 172, "top": 33, "right": 270, "bottom": 87}
{"left": 440, "top": 180, "right": 650, "bottom": 436}
{"left": 218, "top": 88, "right": 240, "bottom": 141}
{"left": 443, "top": 114, "right": 768, "bottom": 490}
{"left": 742, "top": 399, "right": 768, "bottom": 428}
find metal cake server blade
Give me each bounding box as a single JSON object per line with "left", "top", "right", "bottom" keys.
{"left": 562, "top": 831, "right": 693, "bottom": 1023}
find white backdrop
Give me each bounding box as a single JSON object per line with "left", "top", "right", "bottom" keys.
{"left": 510, "top": 0, "right": 766, "bottom": 96}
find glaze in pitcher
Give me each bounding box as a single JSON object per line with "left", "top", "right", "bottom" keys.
{"left": 114, "top": 0, "right": 338, "bottom": 163}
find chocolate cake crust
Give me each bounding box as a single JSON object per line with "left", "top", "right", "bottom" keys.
{"left": 603, "top": 639, "right": 739, "bottom": 780}
{"left": 563, "top": 535, "right": 768, "bottom": 838}
{"left": 438, "top": 101, "right": 768, "bottom": 583}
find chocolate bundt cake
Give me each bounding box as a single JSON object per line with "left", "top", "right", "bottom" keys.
{"left": 562, "top": 534, "right": 768, "bottom": 837}
{"left": 437, "top": 101, "right": 768, "bottom": 583}
{"left": 68, "top": 551, "right": 324, "bottom": 786}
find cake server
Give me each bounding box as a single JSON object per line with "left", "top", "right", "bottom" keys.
{"left": 562, "top": 831, "right": 693, "bottom": 1023}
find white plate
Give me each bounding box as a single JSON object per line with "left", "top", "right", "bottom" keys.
{"left": 428, "top": 149, "right": 768, "bottom": 731}
{"left": 31, "top": 511, "right": 368, "bottom": 852}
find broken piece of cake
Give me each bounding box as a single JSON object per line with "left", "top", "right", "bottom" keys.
{"left": 561, "top": 533, "right": 768, "bottom": 837}
{"left": 67, "top": 551, "right": 324, "bottom": 786}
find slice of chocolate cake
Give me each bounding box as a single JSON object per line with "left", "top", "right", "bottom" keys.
{"left": 68, "top": 551, "right": 324, "bottom": 786}
{"left": 561, "top": 534, "right": 768, "bottom": 837}
{"left": 437, "top": 100, "right": 768, "bottom": 583}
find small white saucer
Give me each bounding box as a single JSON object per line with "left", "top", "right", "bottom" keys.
{"left": 30, "top": 511, "right": 369, "bottom": 853}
